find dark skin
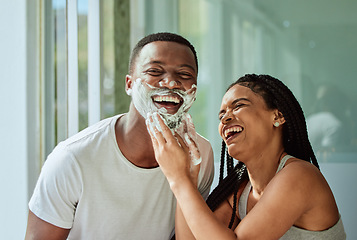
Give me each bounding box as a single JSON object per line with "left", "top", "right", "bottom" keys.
{"left": 115, "top": 105, "right": 158, "bottom": 168}
{"left": 25, "top": 211, "right": 70, "bottom": 240}
{"left": 148, "top": 84, "right": 339, "bottom": 240}
{"left": 25, "top": 41, "right": 198, "bottom": 239}
{"left": 117, "top": 41, "right": 197, "bottom": 169}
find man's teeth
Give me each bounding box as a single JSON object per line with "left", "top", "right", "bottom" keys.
{"left": 224, "top": 126, "right": 243, "bottom": 138}
{"left": 153, "top": 95, "right": 180, "bottom": 104}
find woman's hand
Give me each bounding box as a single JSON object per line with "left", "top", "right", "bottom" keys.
{"left": 146, "top": 112, "right": 201, "bottom": 187}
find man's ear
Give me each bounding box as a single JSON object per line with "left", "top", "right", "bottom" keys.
{"left": 273, "top": 110, "right": 286, "bottom": 126}
{"left": 125, "top": 75, "right": 133, "bottom": 95}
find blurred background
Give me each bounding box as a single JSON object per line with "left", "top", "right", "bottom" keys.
{"left": 1, "top": 0, "right": 356, "bottom": 238}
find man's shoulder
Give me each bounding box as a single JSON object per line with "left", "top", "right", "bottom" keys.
{"left": 195, "top": 133, "right": 214, "bottom": 165}
{"left": 196, "top": 133, "right": 212, "bottom": 149}
{"left": 62, "top": 114, "right": 122, "bottom": 146}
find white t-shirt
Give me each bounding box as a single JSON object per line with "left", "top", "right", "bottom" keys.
{"left": 29, "top": 114, "right": 214, "bottom": 240}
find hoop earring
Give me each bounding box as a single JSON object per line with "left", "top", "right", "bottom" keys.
{"left": 274, "top": 122, "right": 280, "bottom": 127}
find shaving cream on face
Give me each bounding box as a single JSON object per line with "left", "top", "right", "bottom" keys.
{"left": 158, "top": 80, "right": 178, "bottom": 88}
{"left": 130, "top": 78, "right": 197, "bottom": 130}
{"left": 146, "top": 112, "right": 202, "bottom": 167}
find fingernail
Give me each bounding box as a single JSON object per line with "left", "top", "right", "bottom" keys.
{"left": 192, "top": 157, "right": 202, "bottom": 166}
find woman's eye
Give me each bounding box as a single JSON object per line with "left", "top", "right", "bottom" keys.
{"left": 218, "top": 113, "right": 224, "bottom": 120}
{"left": 234, "top": 104, "right": 244, "bottom": 109}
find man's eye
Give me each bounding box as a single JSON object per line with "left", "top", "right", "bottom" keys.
{"left": 178, "top": 72, "right": 193, "bottom": 79}
{"left": 146, "top": 69, "right": 163, "bottom": 75}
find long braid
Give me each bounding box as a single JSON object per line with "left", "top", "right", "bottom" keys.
{"left": 206, "top": 74, "right": 320, "bottom": 230}
{"left": 226, "top": 153, "right": 234, "bottom": 175}
{"left": 206, "top": 152, "right": 247, "bottom": 213}
{"left": 219, "top": 140, "right": 226, "bottom": 183}
{"left": 228, "top": 183, "right": 239, "bottom": 229}
{"left": 228, "top": 162, "right": 246, "bottom": 229}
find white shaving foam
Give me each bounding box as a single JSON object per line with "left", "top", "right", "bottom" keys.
{"left": 130, "top": 78, "right": 197, "bottom": 130}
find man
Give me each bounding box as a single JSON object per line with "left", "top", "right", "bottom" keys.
{"left": 25, "top": 32, "right": 214, "bottom": 240}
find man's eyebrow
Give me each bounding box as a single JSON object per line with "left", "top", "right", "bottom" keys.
{"left": 143, "top": 60, "right": 163, "bottom": 67}
{"left": 179, "top": 64, "right": 196, "bottom": 72}
{"left": 143, "top": 61, "right": 196, "bottom": 72}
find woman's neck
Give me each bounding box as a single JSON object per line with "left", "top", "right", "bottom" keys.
{"left": 245, "top": 148, "right": 286, "bottom": 196}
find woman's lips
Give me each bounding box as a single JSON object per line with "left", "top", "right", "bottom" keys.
{"left": 223, "top": 125, "right": 243, "bottom": 143}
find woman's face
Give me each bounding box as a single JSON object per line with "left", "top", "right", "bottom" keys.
{"left": 218, "top": 84, "right": 277, "bottom": 158}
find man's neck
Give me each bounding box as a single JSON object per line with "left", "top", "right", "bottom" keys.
{"left": 115, "top": 110, "right": 158, "bottom": 168}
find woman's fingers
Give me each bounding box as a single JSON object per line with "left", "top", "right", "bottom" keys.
{"left": 146, "top": 112, "right": 169, "bottom": 144}
{"left": 146, "top": 111, "right": 201, "bottom": 187}
{"left": 184, "top": 133, "right": 202, "bottom": 166}
{"left": 151, "top": 112, "right": 178, "bottom": 144}
{"left": 175, "top": 133, "right": 190, "bottom": 153}
{"left": 146, "top": 116, "right": 158, "bottom": 145}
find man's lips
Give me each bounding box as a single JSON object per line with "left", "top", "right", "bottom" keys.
{"left": 152, "top": 94, "right": 183, "bottom": 113}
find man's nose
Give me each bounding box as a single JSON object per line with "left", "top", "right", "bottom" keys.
{"left": 159, "top": 75, "right": 181, "bottom": 89}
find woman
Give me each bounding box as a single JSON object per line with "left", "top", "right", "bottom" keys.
{"left": 146, "top": 74, "right": 346, "bottom": 239}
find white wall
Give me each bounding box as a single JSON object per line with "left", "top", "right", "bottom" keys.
{"left": 0, "top": 0, "right": 39, "bottom": 238}
{"left": 320, "top": 162, "right": 357, "bottom": 239}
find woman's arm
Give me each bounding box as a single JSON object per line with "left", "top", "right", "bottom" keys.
{"left": 175, "top": 188, "right": 240, "bottom": 240}
{"left": 170, "top": 174, "right": 237, "bottom": 239}
{"left": 175, "top": 203, "right": 196, "bottom": 240}
{"left": 146, "top": 113, "right": 238, "bottom": 239}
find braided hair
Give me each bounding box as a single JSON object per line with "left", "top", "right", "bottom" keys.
{"left": 206, "top": 74, "right": 318, "bottom": 228}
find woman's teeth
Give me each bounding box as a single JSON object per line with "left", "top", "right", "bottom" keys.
{"left": 224, "top": 126, "right": 243, "bottom": 138}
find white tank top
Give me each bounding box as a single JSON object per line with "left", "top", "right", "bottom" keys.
{"left": 238, "top": 155, "right": 346, "bottom": 239}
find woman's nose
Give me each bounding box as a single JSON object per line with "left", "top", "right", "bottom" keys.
{"left": 221, "top": 111, "right": 233, "bottom": 124}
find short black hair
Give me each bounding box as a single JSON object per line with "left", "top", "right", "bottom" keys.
{"left": 128, "top": 32, "right": 198, "bottom": 74}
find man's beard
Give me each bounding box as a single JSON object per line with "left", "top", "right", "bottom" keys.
{"left": 128, "top": 78, "right": 196, "bottom": 130}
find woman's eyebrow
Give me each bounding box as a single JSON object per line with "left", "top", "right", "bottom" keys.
{"left": 231, "top": 97, "right": 250, "bottom": 105}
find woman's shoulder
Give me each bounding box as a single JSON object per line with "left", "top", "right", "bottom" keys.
{"left": 278, "top": 158, "right": 323, "bottom": 184}
{"left": 271, "top": 158, "right": 329, "bottom": 198}
{"left": 271, "top": 158, "right": 338, "bottom": 218}
{"left": 275, "top": 158, "right": 340, "bottom": 230}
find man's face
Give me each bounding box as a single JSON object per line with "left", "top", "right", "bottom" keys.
{"left": 126, "top": 41, "right": 198, "bottom": 129}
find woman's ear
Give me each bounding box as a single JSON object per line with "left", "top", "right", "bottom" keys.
{"left": 125, "top": 75, "right": 133, "bottom": 95}
{"left": 273, "top": 110, "right": 285, "bottom": 127}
